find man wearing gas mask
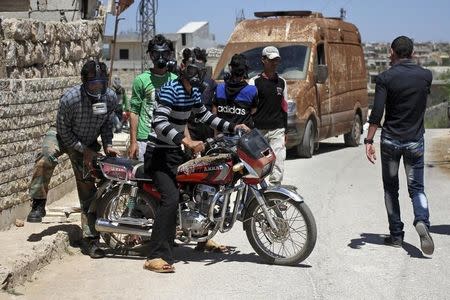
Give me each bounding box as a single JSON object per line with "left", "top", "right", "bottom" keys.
{"left": 142, "top": 52, "right": 249, "bottom": 273}
{"left": 128, "top": 34, "right": 178, "bottom": 161}
{"left": 27, "top": 60, "right": 119, "bottom": 258}
{"left": 212, "top": 53, "right": 258, "bottom": 143}
{"left": 185, "top": 47, "right": 217, "bottom": 142}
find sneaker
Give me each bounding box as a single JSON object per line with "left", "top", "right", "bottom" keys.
{"left": 415, "top": 221, "right": 434, "bottom": 255}
{"left": 26, "top": 199, "right": 47, "bottom": 223}
{"left": 383, "top": 236, "right": 403, "bottom": 248}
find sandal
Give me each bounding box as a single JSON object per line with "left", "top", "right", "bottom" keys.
{"left": 195, "top": 239, "right": 230, "bottom": 253}
{"left": 143, "top": 258, "right": 175, "bottom": 273}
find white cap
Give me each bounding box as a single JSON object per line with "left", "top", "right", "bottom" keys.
{"left": 262, "top": 46, "right": 280, "bottom": 59}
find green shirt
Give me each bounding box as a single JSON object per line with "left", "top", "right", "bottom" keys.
{"left": 130, "top": 71, "right": 178, "bottom": 140}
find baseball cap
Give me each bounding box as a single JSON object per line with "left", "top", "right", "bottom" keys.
{"left": 262, "top": 46, "right": 280, "bottom": 59}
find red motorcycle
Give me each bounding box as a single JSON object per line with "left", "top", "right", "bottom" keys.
{"left": 94, "top": 129, "right": 317, "bottom": 265}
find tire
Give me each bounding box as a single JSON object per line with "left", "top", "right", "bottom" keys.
{"left": 344, "top": 114, "right": 362, "bottom": 147}
{"left": 244, "top": 193, "right": 317, "bottom": 265}
{"left": 296, "top": 120, "right": 315, "bottom": 158}
{"left": 96, "top": 185, "right": 158, "bottom": 251}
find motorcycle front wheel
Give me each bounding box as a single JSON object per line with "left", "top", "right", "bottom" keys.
{"left": 96, "top": 185, "right": 157, "bottom": 253}
{"left": 244, "top": 192, "right": 317, "bottom": 265}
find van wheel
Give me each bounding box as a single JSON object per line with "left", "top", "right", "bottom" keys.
{"left": 296, "top": 120, "right": 315, "bottom": 158}
{"left": 344, "top": 114, "right": 361, "bottom": 147}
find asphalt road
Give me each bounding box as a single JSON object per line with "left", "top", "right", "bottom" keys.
{"left": 7, "top": 129, "right": 450, "bottom": 300}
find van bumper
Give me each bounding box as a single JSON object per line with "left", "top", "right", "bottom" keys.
{"left": 286, "top": 117, "right": 306, "bottom": 149}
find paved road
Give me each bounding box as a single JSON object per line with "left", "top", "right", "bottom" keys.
{"left": 7, "top": 130, "right": 450, "bottom": 300}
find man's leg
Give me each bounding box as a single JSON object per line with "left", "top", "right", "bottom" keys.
{"left": 145, "top": 148, "right": 182, "bottom": 270}
{"left": 380, "top": 137, "right": 403, "bottom": 241}
{"left": 266, "top": 128, "right": 286, "bottom": 185}
{"left": 403, "top": 137, "right": 429, "bottom": 226}
{"left": 66, "top": 149, "right": 104, "bottom": 258}
{"left": 28, "top": 127, "right": 63, "bottom": 222}
{"left": 137, "top": 141, "right": 147, "bottom": 162}
{"left": 403, "top": 137, "right": 434, "bottom": 255}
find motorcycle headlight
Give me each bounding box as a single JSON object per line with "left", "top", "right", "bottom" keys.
{"left": 287, "top": 100, "right": 296, "bottom": 117}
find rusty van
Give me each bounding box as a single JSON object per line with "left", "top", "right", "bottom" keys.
{"left": 213, "top": 11, "right": 368, "bottom": 157}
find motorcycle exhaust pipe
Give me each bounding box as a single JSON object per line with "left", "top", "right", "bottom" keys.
{"left": 95, "top": 218, "right": 153, "bottom": 237}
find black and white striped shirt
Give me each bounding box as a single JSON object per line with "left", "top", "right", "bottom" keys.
{"left": 56, "top": 85, "right": 118, "bottom": 153}
{"left": 150, "top": 79, "right": 235, "bottom": 147}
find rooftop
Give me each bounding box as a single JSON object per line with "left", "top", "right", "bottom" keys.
{"left": 177, "top": 21, "right": 208, "bottom": 33}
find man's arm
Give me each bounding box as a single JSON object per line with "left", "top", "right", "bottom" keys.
{"left": 56, "top": 95, "right": 86, "bottom": 153}
{"left": 128, "top": 77, "right": 144, "bottom": 158}
{"left": 365, "top": 75, "right": 387, "bottom": 164}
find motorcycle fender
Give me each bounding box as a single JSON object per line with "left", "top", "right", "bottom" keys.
{"left": 264, "top": 185, "right": 304, "bottom": 203}
{"left": 242, "top": 185, "right": 304, "bottom": 229}
{"left": 88, "top": 180, "right": 114, "bottom": 213}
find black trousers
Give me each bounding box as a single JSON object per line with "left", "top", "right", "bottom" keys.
{"left": 144, "top": 146, "right": 185, "bottom": 264}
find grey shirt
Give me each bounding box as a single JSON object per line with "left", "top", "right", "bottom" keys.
{"left": 56, "top": 85, "right": 118, "bottom": 153}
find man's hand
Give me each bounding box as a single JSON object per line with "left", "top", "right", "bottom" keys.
{"left": 182, "top": 137, "right": 205, "bottom": 155}
{"left": 128, "top": 142, "right": 138, "bottom": 159}
{"left": 105, "top": 146, "right": 120, "bottom": 157}
{"left": 234, "top": 124, "right": 250, "bottom": 134}
{"left": 366, "top": 144, "right": 377, "bottom": 164}
{"left": 83, "top": 148, "right": 98, "bottom": 172}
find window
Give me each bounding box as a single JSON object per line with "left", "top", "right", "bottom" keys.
{"left": 119, "top": 49, "right": 129, "bottom": 60}
{"left": 181, "top": 33, "right": 187, "bottom": 46}
{"left": 317, "top": 44, "right": 326, "bottom": 65}
{"left": 217, "top": 45, "right": 310, "bottom": 80}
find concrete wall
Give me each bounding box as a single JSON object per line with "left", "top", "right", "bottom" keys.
{"left": 0, "top": 17, "right": 104, "bottom": 230}
{"left": 0, "top": 0, "right": 100, "bottom": 22}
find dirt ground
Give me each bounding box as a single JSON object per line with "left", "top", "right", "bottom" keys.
{"left": 427, "top": 130, "right": 450, "bottom": 176}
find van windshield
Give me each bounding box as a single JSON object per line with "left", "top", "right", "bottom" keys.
{"left": 217, "top": 45, "right": 310, "bottom": 80}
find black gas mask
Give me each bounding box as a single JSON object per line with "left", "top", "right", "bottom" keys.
{"left": 183, "top": 60, "right": 207, "bottom": 89}
{"left": 81, "top": 61, "right": 108, "bottom": 114}
{"left": 149, "top": 44, "right": 173, "bottom": 69}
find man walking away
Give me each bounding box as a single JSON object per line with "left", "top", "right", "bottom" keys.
{"left": 365, "top": 36, "right": 434, "bottom": 255}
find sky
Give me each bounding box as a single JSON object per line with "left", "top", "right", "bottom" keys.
{"left": 104, "top": 0, "right": 450, "bottom": 44}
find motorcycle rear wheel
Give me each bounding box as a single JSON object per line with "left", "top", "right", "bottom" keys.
{"left": 244, "top": 193, "right": 317, "bottom": 265}
{"left": 96, "top": 185, "right": 157, "bottom": 253}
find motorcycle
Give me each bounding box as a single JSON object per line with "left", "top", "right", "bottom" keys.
{"left": 93, "top": 129, "right": 317, "bottom": 265}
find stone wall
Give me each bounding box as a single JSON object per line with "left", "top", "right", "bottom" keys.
{"left": 0, "top": 17, "right": 104, "bottom": 229}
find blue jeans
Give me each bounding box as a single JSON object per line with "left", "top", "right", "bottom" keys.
{"left": 380, "top": 135, "right": 430, "bottom": 239}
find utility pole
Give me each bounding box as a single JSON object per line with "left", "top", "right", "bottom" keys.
{"left": 109, "top": 1, "right": 124, "bottom": 85}
{"left": 340, "top": 8, "right": 347, "bottom": 20}
{"left": 137, "top": 0, "right": 157, "bottom": 72}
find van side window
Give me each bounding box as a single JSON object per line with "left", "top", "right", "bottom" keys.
{"left": 317, "top": 44, "right": 326, "bottom": 65}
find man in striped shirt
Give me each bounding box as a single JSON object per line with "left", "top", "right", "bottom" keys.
{"left": 142, "top": 54, "right": 249, "bottom": 273}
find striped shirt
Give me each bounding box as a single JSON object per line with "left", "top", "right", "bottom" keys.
{"left": 150, "top": 79, "right": 235, "bottom": 147}
{"left": 56, "top": 85, "right": 118, "bottom": 153}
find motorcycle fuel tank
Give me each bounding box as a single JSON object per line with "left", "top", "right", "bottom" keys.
{"left": 176, "top": 153, "right": 234, "bottom": 185}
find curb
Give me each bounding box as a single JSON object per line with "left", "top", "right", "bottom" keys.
{"left": 1, "top": 225, "right": 82, "bottom": 291}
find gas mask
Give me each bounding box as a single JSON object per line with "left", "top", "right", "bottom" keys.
{"left": 81, "top": 60, "right": 109, "bottom": 115}
{"left": 150, "top": 44, "right": 172, "bottom": 69}
{"left": 84, "top": 79, "right": 108, "bottom": 115}
{"left": 183, "top": 61, "right": 207, "bottom": 89}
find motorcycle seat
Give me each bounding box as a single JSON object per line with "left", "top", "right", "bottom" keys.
{"left": 100, "top": 157, "right": 153, "bottom": 182}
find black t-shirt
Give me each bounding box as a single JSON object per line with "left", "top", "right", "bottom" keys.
{"left": 249, "top": 73, "right": 288, "bottom": 130}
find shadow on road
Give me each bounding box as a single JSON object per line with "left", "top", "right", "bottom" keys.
{"left": 103, "top": 242, "right": 311, "bottom": 268}
{"left": 27, "top": 224, "right": 82, "bottom": 247}
{"left": 430, "top": 224, "right": 450, "bottom": 235}
{"left": 287, "top": 142, "right": 348, "bottom": 160}
{"left": 347, "top": 233, "right": 430, "bottom": 259}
